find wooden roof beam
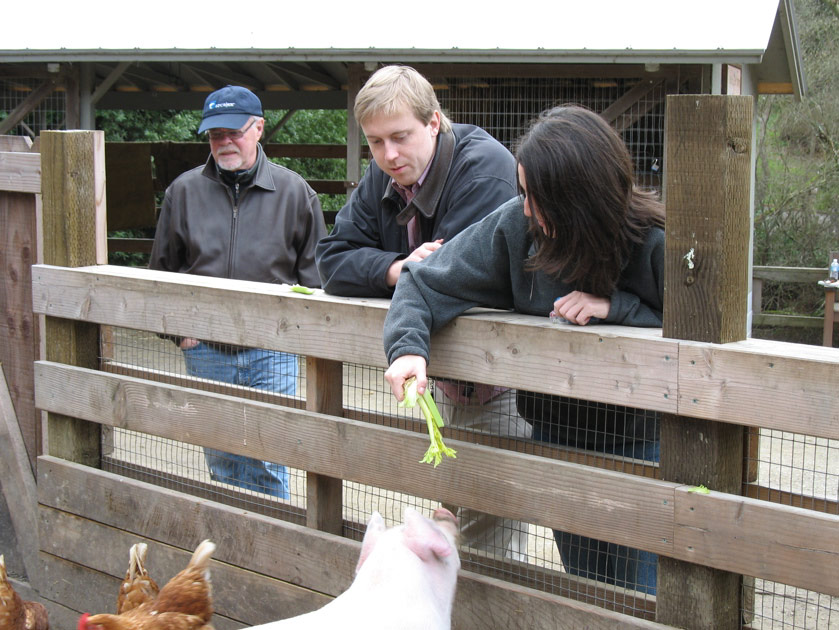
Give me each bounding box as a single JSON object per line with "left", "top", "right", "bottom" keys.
{"left": 124, "top": 62, "right": 187, "bottom": 92}
{"left": 90, "top": 61, "right": 131, "bottom": 105}
{"left": 187, "top": 62, "right": 263, "bottom": 91}
{"left": 276, "top": 62, "right": 341, "bottom": 89}
{"left": 239, "top": 61, "right": 295, "bottom": 91}
{"left": 600, "top": 78, "right": 665, "bottom": 131}
{"left": 170, "top": 63, "right": 214, "bottom": 91}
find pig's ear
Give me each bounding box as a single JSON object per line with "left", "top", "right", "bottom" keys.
{"left": 403, "top": 508, "right": 454, "bottom": 562}
{"left": 356, "top": 511, "right": 387, "bottom": 573}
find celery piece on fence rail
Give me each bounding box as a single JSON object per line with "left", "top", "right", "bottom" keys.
{"left": 398, "top": 377, "right": 457, "bottom": 467}
{"left": 291, "top": 284, "right": 315, "bottom": 294}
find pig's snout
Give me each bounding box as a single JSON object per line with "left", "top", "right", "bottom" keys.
{"left": 432, "top": 506, "right": 457, "bottom": 525}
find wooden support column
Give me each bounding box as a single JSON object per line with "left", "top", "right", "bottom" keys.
{"left": 658, "top": 95, "right": 753, "bottom": 629}
{"left": 40, "top": 131, "right": 107, "bottom": 466}
{"left": 63, "top": 68, "right": 81, "bottom": 130}
{"left": 345, "top": 63, "right": 364, "bottom": 194}
{"left": 305, "top": 358, "right": 344, "bottom": 535}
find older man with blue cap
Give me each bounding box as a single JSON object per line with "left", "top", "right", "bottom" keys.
{"left": 150, "top": 85, "right": 327, "bottom": 500}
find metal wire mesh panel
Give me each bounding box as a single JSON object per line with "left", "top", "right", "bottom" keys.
{"left": 79, "top": 72, "right": 837, "bottom": 626}
{"left": 746, "top": 577, "right": 838, "bottom": 629}
{"left": 0, "top": 77, "right": 67, "bottom": 137}
{"left": 742, "top": 428, "right": 839, "bottom": 628}
{"left": 101, "top": 327, "right": 308, "bottom": 521}
{"left": 434, "top": 75, "right": 665, "bottom": 191}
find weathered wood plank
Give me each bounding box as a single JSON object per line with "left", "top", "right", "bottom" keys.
{"left": 104, "top": 142, "right": 156, "bottom": 230}
{"left": 305, "top": 357, "right": 344, "bottom": 535}
{"left": 39, "top": 131, "right": 107, "bottom": 467}
{"left": 35, "top": 366, "right": 839, "bottom": 591}
{"left": 8, "top": 572, "right": 84, "bottom": 630}
{"left": 37, "top": 551, "right": 246, "bottom": 630}
{"left": 663, "top": 95, "right": 752, "bottom": 344}
{"left": 0, "top": 365, "right": 41, "bottom": 585}
{"left": 677, "top": 338, "right": 839, "bottom": 439}
{"left": 658, "top": 93, "right": 754, "bottom": 630}
{"left": 752, "top": 313, "right": 822, "bottom": 329}
{"left": 0, "top": 151, "right": 40, "bottom": 193}
{"left": 38, "top": 457, "right": 669, "bottom": 630}
{"left": 673, "top": 486, "right": 839, "bottom": 597}
{"left": 39, "top": 507, "right": 329, "bottom": 624}
{"left": 0, "top": 186, "right": 40, "bottom": 469}
{"left": 30, "top": 264, "right": 678, "bottom": 414}
{"left": 107, "top": 237, "right": 154, "bottom": 254}
{"left": 33, "top": 367, "right": 675, "bottom": 556}
{"left": 30, "top": 264, "right": 839, "bottom": 437}
{"left": 0, "top": 135, "right": 34, "bottom": 151}
{"left": 40, "top": 132, "right": 107, "bottom": 268}
{"left": 456, "top": 573, "right": 668, "bottom": 630}
{"left": 38, "top": 456, "right": 357, "bottom": 597}
{"left": 752, "top": 266, "right": 825, "bottom": 283}
{"left": 102, "top": 360, "right": 660, "bottom": 479}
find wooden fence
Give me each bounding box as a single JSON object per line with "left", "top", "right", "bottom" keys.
{"left": 2, "top": 96, "right": 839, "bottom": 630}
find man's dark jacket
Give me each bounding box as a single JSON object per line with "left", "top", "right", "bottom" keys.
{"left": 315, "top": 123, "right": 517, "bottom": 297}
{"left": 150, "top": 145, "right": 326, "bottom": 286}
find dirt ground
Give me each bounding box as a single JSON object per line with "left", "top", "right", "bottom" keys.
{"left": 107, "top": 328, "right": 838, "bottom": 628}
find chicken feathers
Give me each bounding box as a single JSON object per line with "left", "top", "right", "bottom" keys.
{"left": 79, "top": 540, "right": 216, "bottom": 630}
{"left": 117, "top": 544, "right": 159, "bottom": 615}
{"left": 0, "top": 554, "right": 49, "bottom": 630}
{"left": 153, "top": 540, "right": 214, "bottom": 623}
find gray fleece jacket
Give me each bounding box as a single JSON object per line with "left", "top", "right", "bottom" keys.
{"left": 383, "top": 196, "right": 665, "bottom": 450}
{"left": 383, "top": 197, "right": 665, "bottom": 365}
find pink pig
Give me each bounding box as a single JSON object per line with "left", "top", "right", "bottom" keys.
{"left": 252, "top": 507, "right": 460, "bottom": 630}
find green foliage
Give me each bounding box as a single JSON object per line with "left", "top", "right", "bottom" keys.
{"left": 107, "top": 229, "right": 152, "bottom": 267}
{"left": 265, "top": 109, "right": 349, "bottom": 211}
{"left": 754, "top": 0, "right": 839, "bottom": 269}
{"left": 97, "top": 107, "right": 351, "bottom": 236}
{"left": 751, "top": 0, "right": 839, "bottom": 336}
{"left": 97, "top": 109, "right": 202, "bottom": 142}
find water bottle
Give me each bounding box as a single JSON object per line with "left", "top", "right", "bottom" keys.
{"left": 830, "top": 258, "right": 839, "bottom": 282}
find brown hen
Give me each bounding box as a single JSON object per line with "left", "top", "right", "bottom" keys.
{"left": 0, "top": 554, "right": 49, "bottom": 630}
{"left": 117, "top": 543, "right": 159, "bottom": 615}
{"left": 79, "top": 540, "right": 216, "bottom": 630}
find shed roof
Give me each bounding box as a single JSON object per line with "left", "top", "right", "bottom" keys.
{"left": 1, "top": 0, "right": 787, "bottom": 54}
{"left": 0, "top": 0, "right": 805, "bottom": 107}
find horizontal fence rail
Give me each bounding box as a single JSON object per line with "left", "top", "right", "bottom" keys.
{"left": 32, "top": 361, "right": 839, "bottom": 598}
{"left": 37, "top": 456, "right": 671, "bottom": 630}
{"left": 31, "top": 264, "right": 839, "bottom": 439}
{"left": 30, "top": 263, "right": 839, "bottom": 601}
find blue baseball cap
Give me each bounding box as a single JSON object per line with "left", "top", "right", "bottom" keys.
{"left": 198, "top": 85, "right": 263, "bottom": 134}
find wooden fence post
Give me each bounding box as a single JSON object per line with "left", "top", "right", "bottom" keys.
{"left": 658, "top": 95, "right": 753, "bottom": 629}
{"left": 305, "top": 358, "right": 344, "bottom": 535}
{"left": 0, "top": 136, "right": 41, "bottom": 472}
{"left": 39, "top": 130, "right": 107, "bottom": 465}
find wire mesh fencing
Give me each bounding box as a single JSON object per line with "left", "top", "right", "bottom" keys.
{"left": 14, "top": 67, "right": 836, "bottom": 626}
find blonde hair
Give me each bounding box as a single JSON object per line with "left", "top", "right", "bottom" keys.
{"left": 354, "top": 65, "right": 452, "bottom": 133}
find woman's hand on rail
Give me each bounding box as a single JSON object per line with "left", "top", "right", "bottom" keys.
{"left": 552, "top": 291, "right": 610, "bottom": 326}
{"left": 385, "top": 355, "right": 428, "bottom": 401}
{"left": 385, "top": 240, "right": 444, "bottom": 287}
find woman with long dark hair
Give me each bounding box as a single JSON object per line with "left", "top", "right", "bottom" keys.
{"left": 383, "top": 105, "right": 665, "bottom": 593}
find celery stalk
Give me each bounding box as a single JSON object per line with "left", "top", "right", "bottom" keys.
{"left": 398, "top": 377, "right": 457, "bottom": 467}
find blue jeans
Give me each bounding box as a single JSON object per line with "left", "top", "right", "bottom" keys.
{"left": 182, "top": 343, "right": 297, "bottom": 499}
{"left": 534, "top": 425, "right": 660, "bottom": 595}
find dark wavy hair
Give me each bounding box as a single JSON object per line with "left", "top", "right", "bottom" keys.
{"left": 515, "top": 105, "right": 665, "bottom": 297}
